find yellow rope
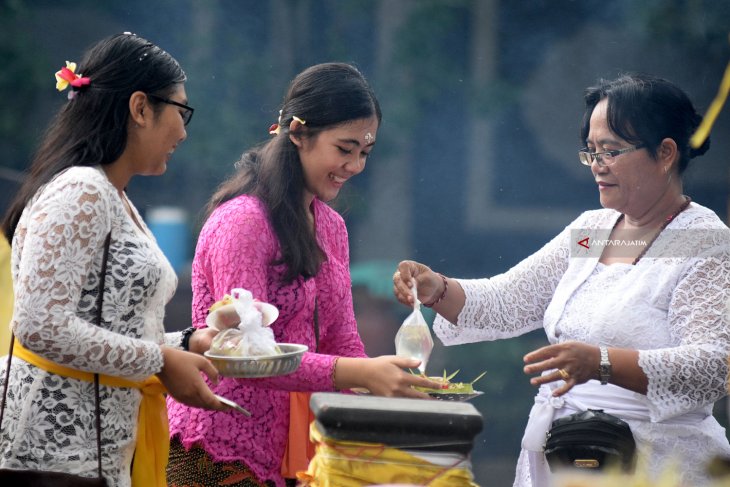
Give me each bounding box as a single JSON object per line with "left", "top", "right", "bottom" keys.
{"left": 690, "top": 34, "right": 730, "bottom": 149}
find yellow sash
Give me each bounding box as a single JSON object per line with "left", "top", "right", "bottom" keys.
{"left": 13, "top": 341, "right": 169, "bottom": 487}
{"left": 281, "top": 391, "right": 316, "bottom": 477}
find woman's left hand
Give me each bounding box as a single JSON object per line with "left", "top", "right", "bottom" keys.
{"left": 522, "top": 341, "right": 600, "bottom": 396}
{"left": 157, "top": 346, "right": 227, "bottom": 410}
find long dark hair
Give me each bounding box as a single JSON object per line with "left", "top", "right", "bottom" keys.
{"left": 2, "top": 33, "right": 186, "bottom": 242}
{"left": 206, "top": 62, "right": 381, "bottom": 283}
{"left": 581, "top": 73, "right": 708, "bottom": 175}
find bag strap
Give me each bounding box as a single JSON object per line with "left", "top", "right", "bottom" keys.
{"left": 0, "top": 334, "right": 12, "bottom": 429}
{"left": 313, "top": 298, "right": 319, "bottom": 353}
{"left": 0, "top": 231, "right": 111, "bottom": 479}
{"left": 92, "top": 231, "right": 112, "bottom": 477}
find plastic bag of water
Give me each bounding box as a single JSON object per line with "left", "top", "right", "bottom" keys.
{"left": 394, "top": 282, "right": 434, "bottom": 374}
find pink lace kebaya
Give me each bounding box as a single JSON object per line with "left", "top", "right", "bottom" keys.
{"left": 167, "top": 194, "right": 367, "bottom": 487}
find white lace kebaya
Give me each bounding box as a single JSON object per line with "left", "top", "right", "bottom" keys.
{"left": 434, "top": 203, "right": 730, "bottom": 487}
{"left": 0, "top": 166, "right": 181, "bottom": 487}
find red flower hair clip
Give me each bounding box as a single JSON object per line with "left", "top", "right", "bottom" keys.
{"left": 55, "top": 61, "right": 90, "bottom": 99}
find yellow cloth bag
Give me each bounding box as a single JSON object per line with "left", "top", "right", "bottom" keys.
{"left": 12, "top": 341, "right": 169, "bottom": 487}
{"left": 297, "top": 422, "right": 478, "bottom": 487}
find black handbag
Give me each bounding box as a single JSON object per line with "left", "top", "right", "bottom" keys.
{"left": 0, "top": 233, "right": 111, "bottom": 486}
{"left": 544, "top": 408, "right": 636, "bottom": 473}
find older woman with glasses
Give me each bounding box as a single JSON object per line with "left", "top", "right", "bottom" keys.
{"left": 393, "top": 73, "right": 730, "bottom": 487}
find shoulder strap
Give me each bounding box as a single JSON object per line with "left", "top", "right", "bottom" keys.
{"left": 313, "top": 298, "right": 319, "bottom": 353}
{"left": 0, "top": 333, "right": 12, "bottom": 429}
{"left": 92, "top": 231, "right": 112, "bottom": 478}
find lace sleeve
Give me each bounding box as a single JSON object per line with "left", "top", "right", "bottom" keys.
{"left": 639, "top": 242, "right": 730, "bottom": 421}
{"left": 434, "top": 224, "right": 572, "bottom": 345}
{"left": 12, "top": 173, "right": 163, "bottom": 379}
{"left": 164, "top": 330, "right": 184, "bottom": 348}
{"left": 191, "top": 199, "right": 276, "bottom": 326}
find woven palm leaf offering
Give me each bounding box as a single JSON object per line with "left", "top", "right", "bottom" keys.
{"left": 412, "top": 369, "right": 487, "bottom": 401}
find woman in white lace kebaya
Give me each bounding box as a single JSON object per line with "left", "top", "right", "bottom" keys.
{"left": 0, "top": 34, "right": 231, "bottom": 487}
{"left": 393, "top": 74, "right": 730, "bottom": 486}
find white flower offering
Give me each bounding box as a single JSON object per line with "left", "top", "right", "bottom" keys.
{"left": 208, "top": 288, "right": 280, "bottom": 357}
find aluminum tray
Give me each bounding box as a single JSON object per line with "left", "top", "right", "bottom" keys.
{"left": 205, "top": 343, "right": 308, "bottom": 378}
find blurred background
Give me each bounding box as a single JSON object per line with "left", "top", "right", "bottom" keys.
{"left": 1, "top": 0, "right": 728, "bottom": 484}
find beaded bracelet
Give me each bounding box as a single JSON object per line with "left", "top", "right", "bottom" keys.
{"left": 422, "top": 273, "right": 448, "bottom": 308}
{"left": 180, "top": 326, "right": 197, "bottom": 351}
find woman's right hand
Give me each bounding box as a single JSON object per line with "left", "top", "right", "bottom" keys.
{"left": 393, "top": 260, "right": 441, "bottom": 306}
{"left": 157, "top": 346, "right": 229, "bottom": 411}
{"left": 335, "top": 356, "right": 442, "bottom": 399}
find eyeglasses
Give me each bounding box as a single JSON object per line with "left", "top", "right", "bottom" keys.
{"left": 578, "top": 145, "right": 644, "bottom": 167}
{"left": 147, "top": 94, "right": 194, "bottom": 126}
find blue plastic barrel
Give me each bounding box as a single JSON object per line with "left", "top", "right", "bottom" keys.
{"left": 146, "top": 206, "right": 189, "bottom": 273}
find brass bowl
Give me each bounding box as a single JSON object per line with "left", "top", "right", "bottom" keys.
{"left": 205, "top": 343, "right": 308, "bottom": 378}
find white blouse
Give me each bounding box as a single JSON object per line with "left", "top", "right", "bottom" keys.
{"left": 0, "top": 166, "right": 180, "bottom": 487}
{"left": 434, "top": 203, "right": 730, "bottom": 486}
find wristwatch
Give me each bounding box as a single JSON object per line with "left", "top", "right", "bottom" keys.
{"left": 599, "top": 346, "right": 611, "bottom": 385}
